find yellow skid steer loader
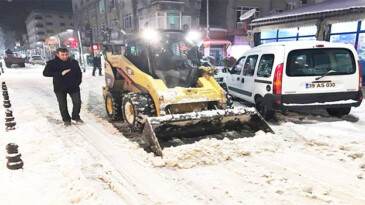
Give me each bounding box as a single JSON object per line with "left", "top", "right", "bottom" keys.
{"left": 103, "top": 29, "right": 273, "bottom": 156}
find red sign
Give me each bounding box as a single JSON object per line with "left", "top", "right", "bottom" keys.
{"left": 88, "top": 44, "right": 100, "bottom": 51}
{"left": 203, "top": 37, "right": 211, "bottom": 48}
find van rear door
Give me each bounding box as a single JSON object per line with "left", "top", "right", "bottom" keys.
{"left": 282, "top": 48, "right": 358, "bottom": 95}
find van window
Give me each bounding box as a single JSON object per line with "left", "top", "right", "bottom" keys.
{"left": 257, "top": 54, "right": 275, "bottom": 77}
{"left": 287, "top": 48, "right": 356, "bottom": 77}
{"left": 242, "top": 55, "right": 258, "bottom": 76}
{"left": 231, "top": 56, "right": 246, "bottom": 75}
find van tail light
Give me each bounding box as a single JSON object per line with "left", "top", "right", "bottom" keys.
{"left": 358, "top": 60, "right": 363, "bottom": 91}
{"left": 273, "top": 63, "right": 284, "bottom": 95}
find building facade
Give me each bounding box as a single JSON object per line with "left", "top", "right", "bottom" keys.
{"left": 25, "top": 10, "right": 73, "bottom": 54}
{"left": 72, "top": 0, "right": 201, "bottom": 48}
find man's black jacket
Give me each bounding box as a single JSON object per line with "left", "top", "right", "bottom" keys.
{"left": 43, "top": 56, "right": 82, "bottom": 93}
{"left": 93, "top": 56, "right": 101, "bottom": 67}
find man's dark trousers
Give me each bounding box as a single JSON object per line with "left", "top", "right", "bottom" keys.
{"left": 55, "top": 91, "right": 81, "bottom": 122}
{"left": 92, "top": 66, "right": 102, "bottom": 76}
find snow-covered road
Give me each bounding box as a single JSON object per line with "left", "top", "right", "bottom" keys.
{"left": 0, "top": 64, "right": 364, "bottom": 204}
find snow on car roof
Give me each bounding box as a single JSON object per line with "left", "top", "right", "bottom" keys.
{"left": 252, "top": 0, "right": 365, "bottom": 25}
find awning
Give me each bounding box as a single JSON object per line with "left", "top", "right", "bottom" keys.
{"left": 251, "top": 0, "right": 365, "bottom": 27}
{"left": 210, "top": 39, "right": 232, "bottom": 45}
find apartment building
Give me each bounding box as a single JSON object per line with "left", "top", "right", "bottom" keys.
{"left": 25, "top": 10, "right": 73, "bottom": 50}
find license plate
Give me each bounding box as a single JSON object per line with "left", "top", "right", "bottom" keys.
{"left": 306, "top": 82, "right": 336, "bottom": 89}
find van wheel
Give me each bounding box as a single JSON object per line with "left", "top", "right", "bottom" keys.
{"left": 255, "top": 97, "right": 275, "bottom": 120}
{"left": 6, "top": 63, "right": 11, "bottom": 68}
{"left": 326, "top": 107, "right": 351, "bottom": 117}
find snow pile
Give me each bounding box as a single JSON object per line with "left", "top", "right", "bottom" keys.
{"left": 147, "top": 131, "right": 280, "bottom": 169}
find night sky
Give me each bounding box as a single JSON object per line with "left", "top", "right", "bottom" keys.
{"left": 0, "top": 0, "right": 72, "bottom": 39}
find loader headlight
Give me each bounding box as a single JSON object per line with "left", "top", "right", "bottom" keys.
{"left": 142, "top": 29, "right": 160, "bottom": 43}
{"left": 185, "top": 31, "right": 201, "bottom": 44}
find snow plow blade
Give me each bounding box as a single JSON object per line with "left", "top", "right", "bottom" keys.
{"left": 142, "top": 107, "right": 274, "bottom": 156}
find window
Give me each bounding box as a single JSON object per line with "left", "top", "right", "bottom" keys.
{"left": 260, "top": 26, "right": 317, "bottom": 45}
{"left": 45, "top": 15, "right": 52, "bottom": 18}
{"left": 34, "top": 15, "right": 43, "bottom": 20}
{"left": 60, "top": 23, "right": 66, "bottom": 26}
{"left": 278, "top": 38, "right": 297, "bottom": 42}
{"left": 299, "top": 26, "right": 317, "bottom": 36}
{"left": 261, "top": 30, "right": 277, "bottom": 39}
{"left": 242, "top": 55, "right": 258, "bottom": 76}
{"left": 59, "top": 15, "right": 64, "bottom": 19}
{"left": 46, "top": 22, "right": 53, "bottom": 26}
{"left": 123, "top": 13, "right": 132, "bottom": 29}
{"left": 46, "top": 30, "right": 54, "bottom": 33}
{"left": 331, "top": 21, "right": 358, "bottom": 33}
{"left": 257, "top": 54, "right": 275, "bottom": 77}
{"left": 231, "top": 57, "right": 246, "bottom": 75}
{"left": 99, "top": 0, "right": 105, "bottom": 14}
{"left": 286, "top": 48, "right": 355, "bottom": 77}
{"left": 330, "top": 34, "right": 357, "bottom": 47}
{"left": 286, "top": 2, "right": 296, "bottom": 10}
{"left": 278, "top": 28, "right": 298, "bottom": 38}
{"left": 70, "top": 23, "right": 74, "bottom": 26}
{"left": 167, "top": 12, "right": 180, "bottom": 30}
{"left": 109, "top": 0, "right": 116, "bottom": 9}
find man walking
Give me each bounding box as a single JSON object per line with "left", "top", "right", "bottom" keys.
{"left": 43, "top": 48, "right": 83, "bottom": 126}
{"left": 92, "top": 54, "right": 102, "bottom": 76}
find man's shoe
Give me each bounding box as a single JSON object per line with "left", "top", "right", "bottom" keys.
{"left": 64, "top": 121, "right": 71, "bottom": 126}
{"left": 73, "top": 118, "right": 84, "bottom": 124}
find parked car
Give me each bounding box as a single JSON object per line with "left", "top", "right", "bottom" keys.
{"left": 223, "top": 41, "right": 363, "bottom": 119}
{"left": 29, "top": 55, "right": 45, "bottom": 65}
{"left": 4, "top": 52, "right": 26, "bottom": 68}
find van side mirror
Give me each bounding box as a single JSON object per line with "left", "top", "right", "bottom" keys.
{"left": 229, "top": 67, "right": 235, "bottom": 74}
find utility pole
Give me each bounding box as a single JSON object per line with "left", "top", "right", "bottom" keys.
{"left": 207, "top": 0, "right": 209, "bottom": 37}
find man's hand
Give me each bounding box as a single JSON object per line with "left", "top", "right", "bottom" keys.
{"left": 62, "top": 69, "right": 71, "bottom": 76}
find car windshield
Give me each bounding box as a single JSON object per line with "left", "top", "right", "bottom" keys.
{"left": 150, "top": 32, "right": 200, "bottom": 88}
{"left": 32, "top": 56, "right": 42, "bottom": 60}
{"left": 286, "top": 48, "right": 356, "bottom": 77}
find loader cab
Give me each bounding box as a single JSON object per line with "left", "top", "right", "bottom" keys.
{"left": 126, "top": 30, "right": 202, "bottom": 88}
{"left": 103, "top": 44, "right": 126, "bottom": 87}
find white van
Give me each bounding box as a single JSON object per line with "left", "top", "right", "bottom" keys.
{"left": 223, "top": 41, "right": 363, "bottom": 119}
